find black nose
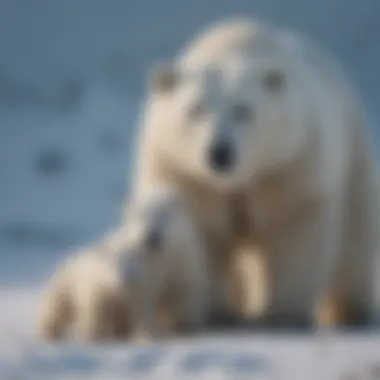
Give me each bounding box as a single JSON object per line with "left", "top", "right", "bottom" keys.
{"left": 145, "top": 228, "right": 162, "bottom": 251}
{"left": 208, "top": 141, "right": 234, "bottom": 173}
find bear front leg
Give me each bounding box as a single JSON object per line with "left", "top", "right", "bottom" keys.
{"left": 174, "top": 276, "right": 211, "bottom": 336}
{"left": 37, "top": 278, "right": 72, "bottom": 341}
{"left": 131, "top": 291, "right": 168, "bottom": 341}
{"left": 259, "top": 197, "right": 344, "bottom": 331}
{"left": 73, "top": 297, "right": 113, "bottom": 342}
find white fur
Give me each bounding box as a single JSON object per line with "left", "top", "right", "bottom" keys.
{"left": 131, "top": 17, "right": 380, "bottom": 327}
{"left": 37, "top": 232, "right": 132, "bottom": 342}
{"left": 120, "top": 186, "right": 213, "bottom": 338}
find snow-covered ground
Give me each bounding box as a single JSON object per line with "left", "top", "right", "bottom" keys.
{"left": 1, "top": 285, "right": 380, "bottom": 380}
{"left": 1, "top": 1, "right": 380, "bottom": 379}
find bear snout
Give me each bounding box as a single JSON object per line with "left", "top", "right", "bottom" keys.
{"left": 208, "top": 140, "right": 235, "bottom": 173}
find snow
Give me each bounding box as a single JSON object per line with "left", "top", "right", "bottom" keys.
{"left": 0, "top": 1, "right": 380, "bottom": 379}
{"left": 1, "top": 284, "right": 380, "bottom": 380}
{"left": 1, "top": 286, "right": 380, "bottom": 379}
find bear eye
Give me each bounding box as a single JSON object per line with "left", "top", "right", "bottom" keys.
{"left": 145, "top": 228, "right": 162, "bottom": 251}
{"left": 262, "top": 69, "right": 285, "bottom": 93}
{"left": 232, "top": 103, "right": 254, "bottom": 123}
{"left": 188, "top": 101, "right": 208, "bottom": 120}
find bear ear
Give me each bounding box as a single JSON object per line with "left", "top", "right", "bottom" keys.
{"left": 262, "top": 69, "right": 285, "bottom": 93}
{"left": 149, "top": 63, "right": 179, "bottom": 93}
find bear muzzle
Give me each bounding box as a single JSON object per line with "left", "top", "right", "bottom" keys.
{"left": 208, "top": 141, "right": 235, "bottom": 173}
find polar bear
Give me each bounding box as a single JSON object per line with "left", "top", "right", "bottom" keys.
{"left": 130, "top": 17, "right": 380, "bottom": 329}
{"left": 119, "top": 185, "right": 220, "bottom": 339}
{"left": 38, "top": 185, "right": 219, "bottom": 343}
{"left": 37, "top": 233, "right": 132, "bottom": 343}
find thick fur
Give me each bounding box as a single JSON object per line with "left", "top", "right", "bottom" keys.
{"left": 119, "top": 185, "right": 217, "bottom": 339}
{"left": 37, "top": 233, "right": 132, "bottom": 343}
{"left": 130, "top": 17, "right": 380, "bottom": 329}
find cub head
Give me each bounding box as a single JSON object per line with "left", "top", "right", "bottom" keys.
{"left": 117, "top": 188, "right": 187, "bottom": 294}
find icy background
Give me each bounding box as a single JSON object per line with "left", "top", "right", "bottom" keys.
{"left": 0, "top": 1, "right": 380, "bottom": 378}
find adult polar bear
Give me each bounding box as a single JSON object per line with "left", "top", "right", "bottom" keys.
{"left": 130, "top": 17, "right": 380, "bottom": 328}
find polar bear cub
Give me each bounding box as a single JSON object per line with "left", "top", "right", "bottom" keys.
{"left": 37, "top": 232, "right": 133, "bottom": 343}
{"left": 38, "top": 184, "right": 213, "bottom": 343}
{"left": 119, "top": 185, "right": 212, "bottom": 339}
